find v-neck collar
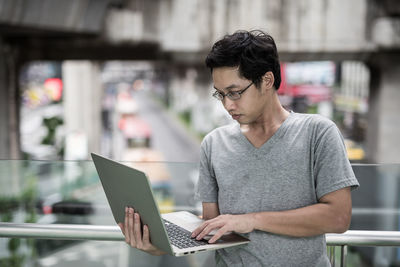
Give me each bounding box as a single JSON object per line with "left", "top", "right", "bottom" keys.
{"left": 235, "top": 111, "right": 295, "bottom": 152}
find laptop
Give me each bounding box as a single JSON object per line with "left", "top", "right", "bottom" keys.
{"left": 91, "top": 153, "right": 249, "bottom": 256}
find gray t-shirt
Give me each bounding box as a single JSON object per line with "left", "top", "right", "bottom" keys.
{"left": 195, "top": 112, "right": 359, "bottom": 267}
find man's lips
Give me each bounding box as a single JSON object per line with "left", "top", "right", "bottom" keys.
{"left": 231, "top": 114, "right": 241, "bottom": 120}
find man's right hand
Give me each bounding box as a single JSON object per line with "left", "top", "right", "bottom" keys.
{"left": 118, "top": 207, "right": 166, "bottom": 256}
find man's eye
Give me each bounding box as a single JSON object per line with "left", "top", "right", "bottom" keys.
{"left": 228, "top": 91, "right": 240, "bottom": 95}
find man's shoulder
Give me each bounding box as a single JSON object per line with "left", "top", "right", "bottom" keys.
{"left": 202, "top": 123, "right": 238, "bottom": 144}
{"left": 291, "top": 112, "right": 336, "bottom": 130}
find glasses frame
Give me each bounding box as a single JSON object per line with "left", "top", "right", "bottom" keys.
{"left": 212, "top": 82, "right": 254, "bottom": 101}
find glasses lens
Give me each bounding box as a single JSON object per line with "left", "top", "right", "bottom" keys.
{"left": 227, "top": 92, "right": 240, "bottom": 100}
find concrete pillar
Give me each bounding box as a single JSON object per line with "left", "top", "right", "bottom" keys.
{"left": 62, "top": 61, "right": 102, "bottom": 160}
{"left": 0, "top": 39, "right": 20, "bottom": 159}
{"left": 365, "top": 57, "right": 400, "bottom": 265}
{"left": 366, "top": 58, "right": 400, "bottom": 163}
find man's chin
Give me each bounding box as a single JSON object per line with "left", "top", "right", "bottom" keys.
{"left": 236, "top": 118, "right": 251, "bottom": 124}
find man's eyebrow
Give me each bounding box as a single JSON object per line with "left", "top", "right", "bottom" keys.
{"left": 213, "top": 84, "right": 240, "bottom": 91}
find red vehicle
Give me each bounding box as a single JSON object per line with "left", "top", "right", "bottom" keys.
{"left": 278, "top": 62, "right": 335, "bottom": 104}
{"left": 119, "top": 114, "right": 152, "bottom": 147}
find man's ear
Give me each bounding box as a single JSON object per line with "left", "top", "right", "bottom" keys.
{"left": 263, "top": 71, "right": 275, "bottom": 90}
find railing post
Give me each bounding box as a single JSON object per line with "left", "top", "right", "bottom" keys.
{"left": 333, "top": 246, "right": 336, "bottom": 266}
{"left": 340, "top": 245, "right": 347, "bottom": 267}
{"left": 329, "top": 246, "right": 336, "bottom": 266}
{"left": 327, "top": 246, "right": 331, "bottom": 263}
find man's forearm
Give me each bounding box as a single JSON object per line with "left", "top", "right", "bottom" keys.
{"left": 195, "top": 188, "right": 352, "bottom": 241}
{"left": 248, "top": 202, "right": 350, "bottom": 237}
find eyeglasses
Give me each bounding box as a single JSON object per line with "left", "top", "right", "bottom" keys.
{"left": 212, "top": 82, "right": 253, "bottom": 101}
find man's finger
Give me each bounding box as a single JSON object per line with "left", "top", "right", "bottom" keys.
{"left": 124, "top": 207, "right": 130, "bottom": 243}
{"left": 208, "top": 226, "right": 227, "bottom": 243}
{"left": 191, "top": 216, "right": 221, "bottom": 237}
{"left": 133, "top": 213, "right": 143, "bottom": 248}
{"left": 191, "top": 222, "right": 209, "bottom": 238}
{"left": 196, "top": 225, "right": 215, "bottom": 240}
{"left": 128, "top": 208, "right": 136, "bottom": 247}
{"left": 143, "top": 224, "right": 150, "bottom": 244}
{"left": 196, "top": 221, "right": 224, "bottom": 240}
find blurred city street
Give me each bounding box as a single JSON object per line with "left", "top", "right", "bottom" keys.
{"left": 133, "top": 90, "right": 200, "bottom": 163}
{"left": 33, "top": 90, "right": 210, "bottom": 267}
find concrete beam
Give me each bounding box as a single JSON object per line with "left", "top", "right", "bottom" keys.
{"left": 7, "top": 36, "right": 164, "bottom": 62}
{"left": 0, "top": 0, "right": 118, "bottom": 34}
{"left": 6, "top": 34, "right": 379, "bottom": 63}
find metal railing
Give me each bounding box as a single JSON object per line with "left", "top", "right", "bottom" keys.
{"left": 1, "top": 223, "right": 400, "bottom": 266}
{"left": 326, "top": 230, "right": 400, "bottom": 267}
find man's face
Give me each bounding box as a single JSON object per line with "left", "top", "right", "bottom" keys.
{"left": 212, "top": 67, "right": 268, "bottom": 124}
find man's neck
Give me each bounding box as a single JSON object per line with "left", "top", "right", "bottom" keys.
{"left": 241, "top": 101, "right": 289, "bottom": 136}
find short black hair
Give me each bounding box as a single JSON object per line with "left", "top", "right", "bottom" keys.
{"left": 205, "top": 30, "right": 281, "bottom": 90}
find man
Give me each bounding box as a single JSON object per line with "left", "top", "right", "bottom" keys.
{"left": 119, "top": 30, "right": 359, "bottom": 266}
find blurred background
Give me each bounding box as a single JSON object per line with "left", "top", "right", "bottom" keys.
{"left": 1, "top": 0, "right": 400, "bottom": 266}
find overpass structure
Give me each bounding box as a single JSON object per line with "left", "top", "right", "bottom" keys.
{"left": 1, "top": 0, "right": 400, "bottom": 163}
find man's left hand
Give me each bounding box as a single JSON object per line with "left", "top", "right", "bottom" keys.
{"left": 191, "top": 214, "right": 254, "bottom": 243}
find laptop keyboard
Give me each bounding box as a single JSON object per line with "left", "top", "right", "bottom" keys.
{"left": 163, "top": 219, "right": 209, "bottom": 249}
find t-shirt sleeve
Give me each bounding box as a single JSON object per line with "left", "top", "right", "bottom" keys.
{"left": 194, "top": 139, "right": 219, "bottom": 203}
{"left": 314, "top": 123, "right": 360, "bottom": 200}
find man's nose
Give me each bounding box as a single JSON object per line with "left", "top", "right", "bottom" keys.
{"left": 223, "top": 97, "right": 236, "bottom": 111}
